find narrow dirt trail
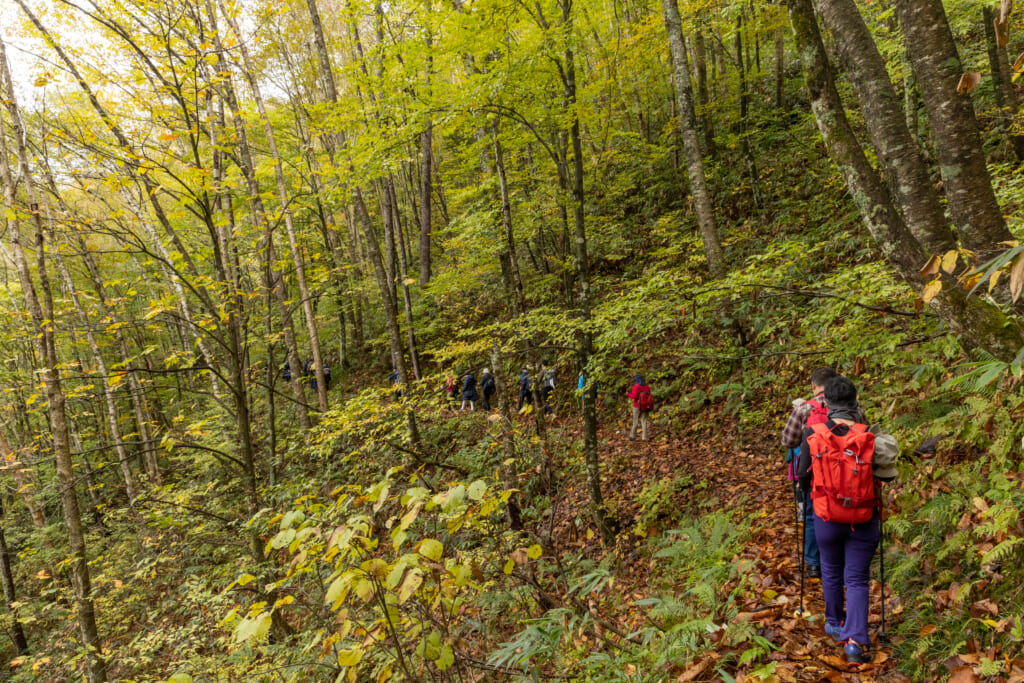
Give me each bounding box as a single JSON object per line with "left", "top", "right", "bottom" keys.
{"left": 546, "top": 411, "right": 908, "bottom": 682}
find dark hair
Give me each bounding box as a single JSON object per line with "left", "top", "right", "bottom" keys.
{"left": 824, "top": 376, "right": 857, "bottom": 407}
{"left": 633, "top": 373, "right": 645, "bottom": 385}
{"left": 810, "top": 366, "right": 837, "bottom": 388}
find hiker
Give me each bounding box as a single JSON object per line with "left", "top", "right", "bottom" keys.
{"left": 461, "top": 371, "right": 478, "bottom": 412}
{"left": 443, "top": 374, "right": 457, "bottom": 408}
{"left": 517, "top": 367, "right": 531, "bottom": 412}
{"left": 281, "top": 361, "right": 292, "bottom": 382}
{"left": 480, "top": 368, "right": 496, "bottom": 411}
{"left": 626, "top": 373, "right": 653, "bottom": 441}
{"left": 781, "top": 367, "right": 868, "bottom": 579}
{"left": 322, "top": 362, "right": 332, "bottom": 391}
{"left": 540, "top": 364, "right": 556, "bottom": 414}
{"left": 797, "top": 376, "right": 896, "bottom": 665}
{"left": 389, "top": 368, "right": 401, "bottom": 399}
{"left": 576, "top": 371, "right": 585, "bottom": 411}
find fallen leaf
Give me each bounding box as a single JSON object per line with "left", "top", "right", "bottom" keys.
{"left": 949, "top": 665, "right": 980, "bottom": 683}
{"left": 957, "top": 72, "right": 982, "bottom": 94}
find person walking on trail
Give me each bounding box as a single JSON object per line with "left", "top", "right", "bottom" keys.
{"left": 540, "top": 364, "right": 556, "bottom": 415}
{"left": 461, "top": 371, "right": 479, "bottom": 412}
{"left": 389, "top": 368, "right": 401, "bottom": 399}
{"left": 575, "top": 371, "right": 586, "bottom": 411}
{"left": 782, "top": 367, "right": 869, "bottom": 579}
{"left": 444, "top": 374, "right": 457, "bottom": 408}
{"left": 796, "top": 376, "right": 896, "bottom": 666}
{"left": 517, "top": 367, "right": 531, "bottom": 412}
{"left": 627, "top": 374, "right": 653, "bottom": 441}
{"left": 480, "top": 368, "right": 496, "bottom": 411}
{"left": 281, "top": 361, "right": 292, "bottom": 383}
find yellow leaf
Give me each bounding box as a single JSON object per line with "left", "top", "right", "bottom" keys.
{"left": 236, "top": 573, "right": 255, "bottom": 586}
{"left": 337, "top": 647, "right": 363, "bottom": 667}
{"left": 398, "top": 570, "right": 423, "bottom": 604}
{"left": 273, "top": 595, "right": 294, "bottom": 609}
{"left": 503, "top": 558, "right": 514, "bottom": 575}
{"left": 940, "top": 249, "right": 959, "bottom": 274}
{"left": 527, "top": 544, "right": 543, "bottom": 560}
{"left": 417, "top": 538, "right": 444, "bottom": 562}
{"left": 921, "top": 279, "right": 942, "bottom": 303}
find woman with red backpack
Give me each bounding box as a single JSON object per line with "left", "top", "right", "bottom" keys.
{"left": 627, "top": 374, "right": 653, "bottom": 441}
{"left": 796, "top": 376, "right": 897, "bottom": 666}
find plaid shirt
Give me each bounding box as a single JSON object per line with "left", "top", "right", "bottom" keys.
{"left": 781, "top": 393, "right": 868, "bottom": 448}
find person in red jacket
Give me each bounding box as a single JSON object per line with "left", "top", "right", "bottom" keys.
{"left": 627, "top": 374, "right": 653, "bottom": 441}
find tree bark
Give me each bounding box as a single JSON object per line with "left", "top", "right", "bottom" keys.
{"left": 559, "top": 0, "right": 613, "bottom": 544}
{"left": 813, "top": 0, "right": 956, "bottom": 256}
{"left": 735, "top": 12, "right": 764, "bottom": 211}
{"left": 789, "top": 0, "right": 1024, "bottom": 361}
{"left": 662, "top": 0, "right": 727, "bottom": 279}
{"left": 895, "top": 0, "right": 1015, "bottom": 257}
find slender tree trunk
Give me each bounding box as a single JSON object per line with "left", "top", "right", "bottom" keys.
{"left": 813, "top": 0, "right": 956, "bottom": 256}
{"left": 774, "top": 22, "right": 785, "bottom": 109}
{"left": 694, "top": 30, "right": 716, "bottom": 155}
{"left": 0, "top": 39, "right": 107, "bottom": 681}
{"left": 490, "top": 347, "right": 522, "bottom": 530}
{"left": 53, "top": 249, "right": 139, "bottom": 499}
{"left": 205, "top": 8, "right": 313, "bottom": 436}
{"left": 0, "top": 494, "right": 29, "bottom": 655}
{"left": 662, "top": 0, "right": 726, "bottom": 279}
{"left": 559, "top": 0, "right": 613, "bottom": 543}
{"left": 493, "top": 123, "right": 527, "bottom": 313}
{"left": 789, "top": 0, "right": 1024, "bottom": 361}
{"left": 895, "top": 0, "right": 1014, "bottom": 257}
{"left": 984, "top": 4, "right": 1024, "bottom": 161}
{"left": 419, "top": 12, "right": 434, "bottom": 287}
{"left": 735, "top": 13, "right": 764, "bottom": 211}
{"left": 220, "top": 4, "right": 329, "bottom": 413}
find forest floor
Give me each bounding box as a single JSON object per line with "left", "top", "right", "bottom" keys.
{"left": 544, "top": 408, "right": 908, "bottom": 682}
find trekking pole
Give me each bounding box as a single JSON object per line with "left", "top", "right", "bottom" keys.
{"left": 877, "top": 484, "right": 888, "bottom": 642}
{"left": 797, "top": 486, "right": 806, "bottom": 617}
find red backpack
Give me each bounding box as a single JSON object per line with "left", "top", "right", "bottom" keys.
{"left": 636, "top": 385, "right": 653, "bottom": 412}
{"left": 807, "top": 423, "right": 876, "bottom": 524}
{"left": 806, "top": 398, "right": 829, "bottom": 427}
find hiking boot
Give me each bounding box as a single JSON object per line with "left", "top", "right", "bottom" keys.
{"left": 806, "top": 564, "right": 821, "bottom": 579}
{"left": 824, "top": 621, "right": 842, "bottom": 641}
{"left": 844, "top": 640, "right": 869, "bottom": 665}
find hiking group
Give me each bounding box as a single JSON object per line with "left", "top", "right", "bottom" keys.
{"left": 281, "top": 358, "right": 332, "bottom": 391}
{"left": 431, "top": 366, "right": 658, "bottom": 438}
{"left": 781, "top": 367, "right": 898, "bottom": 666}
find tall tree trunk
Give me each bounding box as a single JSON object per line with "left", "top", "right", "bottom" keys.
{"left": 387, "top": 177, "right": 422, "bottom": 380}
{"left": 662, "top": 0, "right": 727, "bottom": 279}
{"left": 419, "top": 11, "right": 434, "bottom": 287}
{"left": 0, "top": 39, "right": 107, "bottom": 681}
{"left": 789, "top": 0, "right": 1024, "bottom": 361}
{"left": 813, "top": 0, "right": 956, "bottom": 256}
{"left": 895, "top": 0, "right": 1014, "bottom": 257}
{"left": 219, "top": 2, "right": 329, "bottom": 412}
{"left": 205, "top": 5, "right": 313, "bottom": 436}
{"left": 560, "top": 0, "right": 613, "bottom": 544}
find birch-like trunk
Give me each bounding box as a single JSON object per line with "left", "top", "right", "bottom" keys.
{"left": 662, "top": 0, "right": 726, "bottom": 279}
